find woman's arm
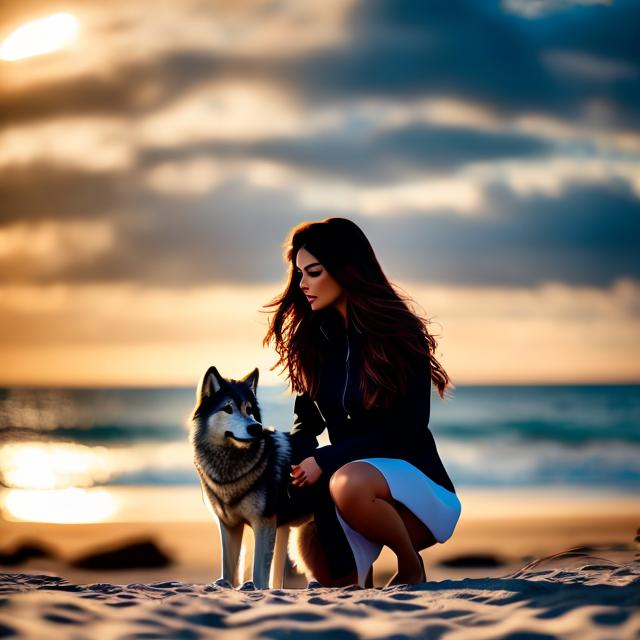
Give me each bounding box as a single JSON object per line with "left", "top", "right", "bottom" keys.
{"left": 288, "top": 391, "right": 326, "bottom": 465}
{"left": 311, "top": 361, "right": 431, "bottom": 478}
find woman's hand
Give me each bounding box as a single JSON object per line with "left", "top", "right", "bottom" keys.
{"left": 290, "top": 456, "right": 323, "bottom": 487}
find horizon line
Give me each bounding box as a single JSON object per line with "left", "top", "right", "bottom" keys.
{"left": 1, "top": 380, "right": 638, "bottom": 391}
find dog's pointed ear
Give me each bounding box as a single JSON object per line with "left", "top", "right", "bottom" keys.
{"left": 198, "top": 366, "right": 224, "bottom": 400}
{"left": 240, "top": 367, "right": 259, "bottom": 395}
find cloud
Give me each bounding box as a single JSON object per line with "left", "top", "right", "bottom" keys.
{"left": 143, "top": 157, "right": 225, "bottom": 196}
{"left": 0, "top": 163, "right": 126, "bottom": 223}
{"left": 0, "top": 176, "right": 308, "bottom": 285}
{"left": 0, "top": 117, "right": 134, "bottom": 171}
{"left": 286, "top": 0, "right": 568, "bottom": 115}
{"left": 1, "top": 0, "right": 355, "bottom": 126}
{"left": 286, "top": 0, "right": 640, "bottom": 129}
{"left": 1, "top": 50, "right": 268, "bottom": 126}
{"left": 372, "top": 181, "right": 639, "bottom": 288}
{"left": 0, "top": 0, "right": 637, "bottom": 292}
{"left": 542, "top": 49, "right": 638, "bottom": 82}
{"left": 247, "top": 123, "right": 552, "bottom": 180}
{"left": 502, "top": 0, "right": 611, "bottom": 19}
{"left": 0, "top": 219, "right": 114, "bottom": 278}
{"left": 524, "top": 0, "right": 640, "bottom": 128}
{"left": 0, "top": 170, "right": 637, "bottom": 288}
{"left": 466, "top": 155, "right": 640, "bottom": 199}
{"left": 4, "top": 0, "right": 638, "bottom": 133}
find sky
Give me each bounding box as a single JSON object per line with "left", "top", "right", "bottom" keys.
{"left": 0, "top": 0, "right": 638, "bottom": 387}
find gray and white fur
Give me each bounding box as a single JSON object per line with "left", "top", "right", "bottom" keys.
{"left": 190, "top": 365, "right": 313, "bottom": 589}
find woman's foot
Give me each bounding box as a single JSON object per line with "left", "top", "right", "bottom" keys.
{"left": 385, "top": 550, "right": 426, "bottom": 587}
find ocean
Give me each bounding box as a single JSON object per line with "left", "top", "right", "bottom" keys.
{"left": 0, "top": 384, "right": 638, "bottom": 494}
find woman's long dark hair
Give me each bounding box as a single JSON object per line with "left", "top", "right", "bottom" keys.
{"left": 262, "top": 217, "right": 453, "bottom": 409}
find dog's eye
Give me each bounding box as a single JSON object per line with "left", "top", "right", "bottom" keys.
{"left": 246, "top": 406, "right": 254, "bottom": 415}
{"left": 222, "top": 404, "right": 233, "bottom": 414}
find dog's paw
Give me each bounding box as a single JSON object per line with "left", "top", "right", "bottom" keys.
{"left": 306, "top": 579, "right": 323, "bottom": 589}
{"left": 238, "top": 580, "right": 256, "bottom": 591}
{"left": 212, "top": 578, "right": 233, "bottom": 589}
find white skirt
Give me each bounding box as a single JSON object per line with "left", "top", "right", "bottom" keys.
{"left": 334, "top": 458, "right": 462, "bottom": 587}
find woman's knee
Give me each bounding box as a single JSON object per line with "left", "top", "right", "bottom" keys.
{"left": 328, "top": 461, "right": 390, "bottom": 509}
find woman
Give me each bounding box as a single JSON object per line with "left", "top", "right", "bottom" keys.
{"left": 262, "top": 217, "right": 461, "bottom": 588}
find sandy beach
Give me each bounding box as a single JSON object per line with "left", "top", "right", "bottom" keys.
{"left": 1, "top": 486, "right": 638, "bottom": 638}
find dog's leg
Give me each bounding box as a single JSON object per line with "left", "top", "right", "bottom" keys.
{"left": 218, "top": 520, "right": 244, "bottom": 587}
{"left": 250, "top": 516, "right": 277, "bottom": 589}
{"left": 271, "top": 525, "right": 290, "bottom": 589}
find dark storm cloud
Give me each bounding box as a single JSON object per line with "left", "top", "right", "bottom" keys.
{"left": 515, "top": 0, "right": 640, "bottom": 128}
{"left": 136, "top": 124, "right": 552, "bottom": 185}
{"left": 252, "top": 124, "right": 552, "bottom": 179}
{"left": 0, "top": 167, "right": 636, "bottom": 289}
{"left": 367, "top": 181, "right": 640, "bottom": 289}
{"left": 527, "top": 0, "right": 639, "bottom": 66}
{"left": 286, "top": 0, "right": 640, "bottom": 125}
{"left": 285, "top": 0, "right": 566, "bottom": 113}
{"left": 368, "top": 124, "right": 552, "bottom": 170}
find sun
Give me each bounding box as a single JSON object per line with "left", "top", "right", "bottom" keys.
{"left": 0, "top": 12, "right": 79, "bottom": 62}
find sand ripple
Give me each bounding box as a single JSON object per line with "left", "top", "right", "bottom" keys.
{"left": 0, "top": 544, "right": 638, "bottom": 639}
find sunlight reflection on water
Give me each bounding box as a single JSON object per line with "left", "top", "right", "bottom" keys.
{"left": 0, "top": 486, "right": 208, "bottom": 523}
{"left": 2, "top": 488, "right": 116, "bottom": 523}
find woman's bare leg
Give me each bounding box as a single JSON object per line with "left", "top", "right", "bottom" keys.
{"left": 329, "top": 461, "right": 431, "bottom": 587}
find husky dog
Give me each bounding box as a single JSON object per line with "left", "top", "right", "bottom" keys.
{"left": 190, "top": 365, "right": 314, "bottom": 589}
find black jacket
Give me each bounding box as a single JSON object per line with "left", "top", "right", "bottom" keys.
{"left": 289, "top": 306, "right": 456, "bottom": 495}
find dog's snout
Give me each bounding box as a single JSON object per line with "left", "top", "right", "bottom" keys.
{"left": 247, "top": 423, "right": 263, "bottom": 437}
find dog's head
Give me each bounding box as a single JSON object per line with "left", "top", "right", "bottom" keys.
{"left": 190, "top": 366, "right": 264, "bottom": 449}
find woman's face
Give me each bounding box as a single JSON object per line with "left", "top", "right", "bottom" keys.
{"left": 295, "top": 247, "right": 345, "bottom": 312}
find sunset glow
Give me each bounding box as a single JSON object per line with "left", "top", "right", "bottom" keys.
{"left": 0, "top": 13, "right": 78, "bottom": 61}
{"left": 2, "top": 488, "right": 116, "bottom": 524}
{"left": 0, "top": 442, "right": 111, "bottom": 489}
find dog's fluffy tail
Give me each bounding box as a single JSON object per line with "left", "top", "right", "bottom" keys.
{"left": 288, "top": 519, "right": 327, "bottom": 581}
